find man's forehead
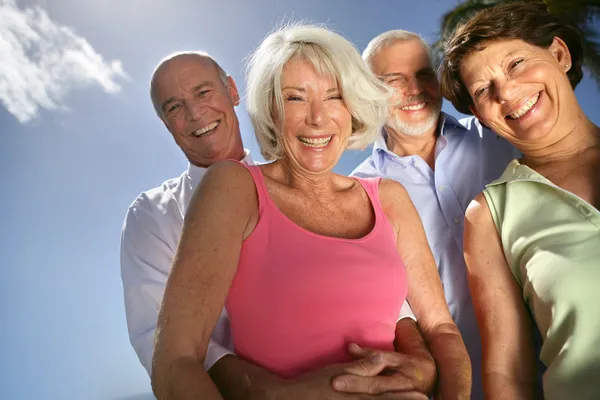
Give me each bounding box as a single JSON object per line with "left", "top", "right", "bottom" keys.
{"left": 372, "top": 39, "right": 431, "bottom": 73}
{"left": 156, "top": 56, "right": 218, "bottom": 85}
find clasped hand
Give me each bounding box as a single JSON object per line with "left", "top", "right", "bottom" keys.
{"left": 272, "top": 343, "right": 435, "bottom": 400}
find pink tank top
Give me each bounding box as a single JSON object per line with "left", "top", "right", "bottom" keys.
{"left": 225, "top": 162, "right": 408, "bottom": 378}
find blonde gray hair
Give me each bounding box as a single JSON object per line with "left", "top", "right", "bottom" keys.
{"left": 246, "top": 24, "right": 391, "bottom": 161}
{"left": 362, "top": 30, "right": 432, "bottom": 70}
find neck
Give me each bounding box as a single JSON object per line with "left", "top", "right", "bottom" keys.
{"left": 384, "top": 123, "right": 439, "bottom": 170}
{"left": 189, "top": 146, "right": 246, "bottom": 169}
{"left": 522, "top": 116, "right": 600, "bottom": 167}
{"left": 277, "top": 158, "right": 339, "bottom": 204}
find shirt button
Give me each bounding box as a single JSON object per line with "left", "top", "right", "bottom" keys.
{"left": 454, "top": 217, "right": 462, "bottom": 224}
{"left": 577, "top": 203, "right": 592, "bottom": 216}
{"left": 439, "top": 185, "right": 446, "bottom": 192}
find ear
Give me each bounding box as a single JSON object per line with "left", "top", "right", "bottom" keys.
{"left": 549, "top": 36, "right": 572, "bottom": 73}
{"left": 227, "top": 75, "right": 241, "bottom": 106}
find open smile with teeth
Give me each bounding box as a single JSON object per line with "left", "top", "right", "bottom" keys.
{"left": 507, "top": 93, "right": 540, "bottom": 119}
{"left": 298, "top": 136, "right": 332, "bottom": 148}
{"left": 192, "top": 120, "right": 220, "bottom": 137}
{"left": 400, "top": 102, "right": 426, "bottom": 111}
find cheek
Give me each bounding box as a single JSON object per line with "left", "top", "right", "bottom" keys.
{"left": 473, "top": 103, "right": 499, "bottom": 126}
{"left": 425, "top": 82, "right": 441, "bottom": 98}
{"left": 331, "top": 107, "right": 353, "bottom": 130}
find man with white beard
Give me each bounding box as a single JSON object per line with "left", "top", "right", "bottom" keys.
{"left": 351, "top": 30, "right": 520, "bottom": 400}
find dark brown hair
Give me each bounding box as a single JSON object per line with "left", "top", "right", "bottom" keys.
{"left": 440, "top": 1, "right": 584, "bottom": 115}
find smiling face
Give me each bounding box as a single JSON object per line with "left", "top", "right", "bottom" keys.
{"left": 152, "top": 55, "right": 244, "bottom": 167}
{"left": 370, "top": 38, "right": 442, "bottom": 136}
{"left": 460, "top": 38, "right": 576, "bottom": 148}
{"left": 276, "top": 57, "right": 353, "bottom": 174}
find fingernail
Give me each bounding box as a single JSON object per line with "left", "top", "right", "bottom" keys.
{"left": 370, "top": 353, "right": 383, "bottom": 363}
{"left": 333, "top": 378, "right": 346, "bottom": 390}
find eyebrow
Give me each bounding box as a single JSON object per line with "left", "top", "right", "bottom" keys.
{"left": 379, "top": 72, "right": 405, "bottom": 79}
{"left": 281, "top": 86, "right": 339, "bottom": 93}
{"left": 468, "top": 50, "right": 523, "bottom": 86}
{"left": 160, "top": 81, "right": 215, "bottom": 112}
{"left": 500, "top": 50, "right": 522, "bottom": 69}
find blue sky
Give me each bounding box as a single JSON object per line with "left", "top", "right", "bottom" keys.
{"left": 1, "top": 1, "right": 598, "bottom": 399}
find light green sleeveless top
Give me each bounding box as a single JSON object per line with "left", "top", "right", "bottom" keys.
{"left": 483, "top": 159, "right": 600, "bottom": 400}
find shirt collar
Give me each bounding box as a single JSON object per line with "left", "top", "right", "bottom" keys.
{"left": 186, "top": 149, "right": 253, "bottom": 186}
{"left": 487, "top": 159, "right": 549, "bottom": 187}
{"left": 372, "top": 112, "right": 464, "bottom": 171}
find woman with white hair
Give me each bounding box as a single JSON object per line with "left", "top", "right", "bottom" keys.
{"left": 151, "top": 24, "right": 471, "bottom": 400}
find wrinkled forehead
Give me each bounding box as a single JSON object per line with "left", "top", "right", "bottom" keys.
{"left": 458, "top": 39, "right": 525, "bottom": 85}
{"left": 153, "top": 56, "right": 220, "bottom": 93}
{"left": 371, "top": 39, "right": 432, "bottom": 75}
{"left": 281, "top": 55, "right": 338, "bottom": 86}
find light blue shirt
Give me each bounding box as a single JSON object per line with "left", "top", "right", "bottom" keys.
{"left": 351, "top": 113, "right": 520, "bottom": 399}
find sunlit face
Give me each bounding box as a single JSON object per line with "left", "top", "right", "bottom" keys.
{"left": 276, "top": 58, "right": 353, "bottom": 174}
{"left": 460, "top": 38, "right": 575, "bottom": 148}
{"left": 370, "top": 39, "right": 442, "bottom": 136}
{"left": 152, "top": 55, "right": 244, "bottom": 167}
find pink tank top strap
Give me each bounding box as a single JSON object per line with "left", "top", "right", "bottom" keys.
{"left": 226, "top": 160, "right": 267, "bottom": 214}
{"left": 354, "top": 176, "right": 387, "bottom": 218}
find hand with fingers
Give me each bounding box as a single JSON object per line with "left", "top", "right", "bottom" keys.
{"left": 270, "top": 361, "right": 429, "bottom": 400}
{"left": 331, "top": 343, "right": 437, "bottom": 397}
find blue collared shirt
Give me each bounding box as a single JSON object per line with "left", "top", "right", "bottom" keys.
{"left": 351, "top": 113, "right": 520, "bottom": 399}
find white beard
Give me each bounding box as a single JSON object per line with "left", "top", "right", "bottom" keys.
{"left": 386, "top": 101, "right": 442, "bottom": 137}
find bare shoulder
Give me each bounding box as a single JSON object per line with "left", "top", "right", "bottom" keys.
{"left": 201, "top": 160, "right": 254, "bottom": 191}
{"left": 376, "top": 178, "right": 421, "bottom": 235}
{"left": 377, "top": 178, "right": 412, "bottom": 209}
{"left": 189, "top": 160, "right": 258, "bottom": 219}
{"left": 464, "top": 192, "right": 493, "bottom": 230}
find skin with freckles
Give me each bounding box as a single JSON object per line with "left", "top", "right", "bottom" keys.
{"left": 151, "top": 55, "right": 245, "bottom": 167}
{"left": 151, "top": 56, "right": 469, "bottom": 400}
{"left": 276, "top": 58, "right": 353, "bottom": 175}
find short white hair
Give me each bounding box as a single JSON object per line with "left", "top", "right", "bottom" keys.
{"left": 149, "top": 51, "right": 229, "bottom": 117}
{"left": 362, "top": 30, "right": 432, "bottom": 70}
{"left": 245, "top": 24, "right": 391, "bottom": 161}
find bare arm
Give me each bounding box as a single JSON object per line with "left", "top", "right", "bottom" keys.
{"left": 151, "top": 161, "right": 257, "bottom": 400}
{"left": 380, "top": 179, "right": 471, "bottom": 399}
{"left": 464, "top": 193, "right": 537, "bottom": 399}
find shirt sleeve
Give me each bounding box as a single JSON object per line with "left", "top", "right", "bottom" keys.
{"left": 120, "top": 195, "right": 234, "bottom": 376}
{"left": 397, "top": 300, "right": 417, "bottom": 322}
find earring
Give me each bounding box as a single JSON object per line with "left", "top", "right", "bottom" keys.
{"left": 565, "top": 64, "right": 570, "bottom": 69}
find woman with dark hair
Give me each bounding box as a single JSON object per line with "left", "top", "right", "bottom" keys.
{"left": 440, "top": 1, "right": 600, "bottom": 399}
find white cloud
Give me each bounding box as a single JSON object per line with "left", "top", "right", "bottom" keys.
{"left": 0, "top": 0, "right": 128, "bottom": 123}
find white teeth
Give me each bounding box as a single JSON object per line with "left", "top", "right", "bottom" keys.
{"left": 192, "top": 121, "right": 219, "bottom": 137}
{"left": 401, "top": 102, "right": 426, "bottom": 111}
{"left": 509, "top": 93, "right": 540, "bottom": 119}
{"left": 298, "top": 136, "right": 332, "bottom": 148}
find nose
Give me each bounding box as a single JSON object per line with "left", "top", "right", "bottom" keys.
{"left": 494, "top": 77, "right": 518, "bottom": 104}
{"left": 306, "top": 98, "right": 328, "bottom": 127}
{"left": 403, "top": 75, "right": 424, "bottom": 97}
{"left": 185, "top": 99, "right": 206, "bottom": 121}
